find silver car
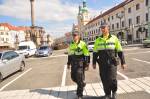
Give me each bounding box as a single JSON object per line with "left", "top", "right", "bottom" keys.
{"left": 35, "top": 45, "right": 53, "bottom": 57}
{"left": 0, "top": 51, "right": 25, "bottom": 82}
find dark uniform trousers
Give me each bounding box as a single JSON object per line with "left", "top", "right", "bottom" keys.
{"left": 71, "top": 57, "right": 85, "bottom": 97}
{"left": 98, "top": 59, "right": 117, "bottom": 95}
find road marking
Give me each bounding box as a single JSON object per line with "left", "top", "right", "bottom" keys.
{"left": 117, "top": 71, "right": 129, "bottom": 80}
{"left": 125, "top": 51, "right": 150, "bottom": 55}
{"left": 132, "top": 58, "right": 150, "bottom": 64}
{"left": 0, "top": 68, "right": 32, "bottom": 91}
{"left": 61, "top": 65, "right": 67, "bottom": 87}
{"left": 27, "top": 55, "right": 67, "bottom": 60}
{"left": 123, "top": 47, "right": 139, "bottom": 51}
{"left": 51, "top": 55, "right": 67, "bottom": 58}
{"left": 146, "top": 89, "right": 150, "bottom": 94}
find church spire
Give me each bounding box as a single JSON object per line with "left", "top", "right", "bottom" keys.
{"left": 83, "top": 0, "right": 86, "bottom": 8}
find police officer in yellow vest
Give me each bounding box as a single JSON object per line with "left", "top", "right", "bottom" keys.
{"left": 92, "top": 23, "right": 127, "bottom": 99}
{"left": 67, "top": 31, "right": 90, "bottom": 99}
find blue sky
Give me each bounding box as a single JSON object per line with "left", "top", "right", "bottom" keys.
{"left": 0, "top": 0, "right": 123, "bottom": 38}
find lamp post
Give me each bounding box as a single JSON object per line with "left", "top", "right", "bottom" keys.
{"left": 117, "top": 12, "right": 124, "bottom": 41}
{"left": 148, "top": 0, "right": 150, "bottom": 37}
{"left": 131, "top": 24, "right": 134, "bottom": 44}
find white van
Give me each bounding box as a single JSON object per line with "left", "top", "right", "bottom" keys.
{"left": 16, "top": 41, "right": 37, "bottom": 57}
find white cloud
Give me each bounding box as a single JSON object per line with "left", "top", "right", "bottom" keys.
{"left": 47, "top": 25, "right": 72, "bottom": 38}
{"left": 0, "top": 0, "right": 124, "bottom": 38}
{"left": 0, "top": 0, "right": 78, "bottom": 22}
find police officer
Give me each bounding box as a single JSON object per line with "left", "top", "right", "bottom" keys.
{"left": 67, "top": 31, "right": 90, "bottom": 99}
{"left": 92, "top": 23, "right": 126, "bottom": 99}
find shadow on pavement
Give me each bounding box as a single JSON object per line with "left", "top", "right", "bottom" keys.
{"left": 84, "top": 96, "right": 104, "bottom": 99}
{"left": 30, "top": 89, "right": 105, "bottom": 99}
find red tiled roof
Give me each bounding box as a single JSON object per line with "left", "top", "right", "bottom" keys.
{"left": 0, "top": 23, "right": 30, "bottom": 31}
{"left": 86, "top": 0, "right": 133, "bottom": 25}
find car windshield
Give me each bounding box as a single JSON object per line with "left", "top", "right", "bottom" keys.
{"left": 88, "top": 42, "right": 94, "bottom": 45}
{"left": 19, "top": 46, "right": 28, "bottom": 50}
{"left": 39, "top": 46, "right": 48, "bottom": 50}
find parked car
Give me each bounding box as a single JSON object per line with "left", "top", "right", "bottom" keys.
{"left": 143, "top": 37, "right": 150, "bottom": 48}
{"left": 88, "top": 41, "right": 94, "bottom": 52}
{"left": 0, "top": 51, "right": 25, "bottom": 82}
{"left": 16, "top": 41, "right": 37, "bottom": 58}
{"left": 35, "top": 45, "right": 53, "bottom": 57}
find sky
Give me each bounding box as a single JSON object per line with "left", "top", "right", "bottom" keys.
{"left": 0, "top": 0, "right": 124, "bottom": 38}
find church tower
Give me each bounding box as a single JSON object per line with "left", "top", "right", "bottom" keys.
{"left": 77, "top": 0, "right": 89, "bottom": 36}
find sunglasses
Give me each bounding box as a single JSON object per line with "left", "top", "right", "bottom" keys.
{"left": 100, "top": 26, "right": 106, "bottom": 29}
{"left": 73, "top": 34, "right": 78, "bottom": 36}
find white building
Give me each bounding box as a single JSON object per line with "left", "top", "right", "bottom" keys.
{"left": 80, "top": 0, "right": 149, "bottom": 44}
{"left": 0, "top": 23, "right": 26, "bottom": 49}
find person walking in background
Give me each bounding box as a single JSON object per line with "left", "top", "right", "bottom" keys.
{"left": 67, "top": 31, "right": 90, "bottom": 99}
{"left": 92, "top": 22, "right": 126, "bottom": 99}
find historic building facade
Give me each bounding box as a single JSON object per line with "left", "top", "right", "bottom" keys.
{"left": 75, "top": 0, "right": 149, "bottom": 44}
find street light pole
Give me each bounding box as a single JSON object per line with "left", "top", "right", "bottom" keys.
{"left": 148, "top": 0, "right": 150, "bottom": 37}
{"left": 117, "top": 12, "right": 124, "bottom": 41}
{"left": 131, "top": 24, "right": 134, "bottom": 44}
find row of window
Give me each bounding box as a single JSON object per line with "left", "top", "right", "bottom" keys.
{"left": 84, "top": 30, "right": 149, "bottom": 42}
{"left": 0, "top": 32, "right": 9, "bottom": 35}
{"left": 83, "top": 36, "right": 98, "bottom": 41}
{"left": 0, "top": 38, "right": 9, "bottom": 42}
{"left": 84, "top": 29, "right": 99, "bottom": 37}
{"left": 86, "top": 12, "right": 148, "bottom": 31}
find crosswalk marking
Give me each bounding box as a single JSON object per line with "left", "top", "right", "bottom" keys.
{"left": 0, "top": 77, "right": 150, "bottom": 99}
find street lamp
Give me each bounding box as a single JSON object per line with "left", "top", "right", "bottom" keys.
{"left": 148, "top": 0, "right": 150, "bottom": 37}
{"left": 131, "top": 24, "right": 134, "bottom": 44}
{"left": 117, "top": 12, "right": 124, "bottom": 41}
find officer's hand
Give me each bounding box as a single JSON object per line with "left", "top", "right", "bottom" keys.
{"left": 121, "top": 64, "right": 127, "bottom": 70}
{"left": 93, "top": 64, "right": 96, "bottom": 69}
{"left": 67, "top": 64, "right": 70, "bottom": 69}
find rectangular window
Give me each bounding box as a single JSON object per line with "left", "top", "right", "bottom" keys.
{"left": 6, "top": 38, "right": 9, "bottom": 41}
{"left": 1, "top": 38, "right": 4, "bottom": 41}
{"left": 136, "top": 4, "right": 140, "bottom": 10}
{"left": 128, "top": 18, "right": 132, "bottom": 27}
{"left": 1, "top": 32, "right": 4, "bottom": 35}
{"left": 112, "top": 24, "right": 114, "bottom": 30}
{"left": 145, "top": 29, "right": 148, "bottom": 38}
{"left": 116, "top": 23, "right": 119, "bottom": 29}
{"left": 116, "top": 13, "right": 118, "bottom": 18}
{"left": 112, "top": 16, "right": 114, "bottom": 20}
{"left": 136, "top": 31, "right": 140, "bottom": 38}
{"left": 146, "top": 13, "right": 149, "bottom": 22}
{"left": 146, "top": 0, "right": 148, "bottom": 6}
{"left": 128, "top": 7, "right": 131, "bottom": 13}
{"left": 136, "top": 16, "right": 140, "bottom": 24}
{"left": 108, "top": 17, "right": 110, "bottom": 21}
{"left": 122, "top": 21, "right": 125, "bottom": 27}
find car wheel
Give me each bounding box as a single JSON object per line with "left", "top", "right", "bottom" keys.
{"left": 143, "top": 45, "right": 147, "bottom": 48}
{"left": 0, "top": 74, "right": 3, "bottom": 82}
{"left": 20, "top": 61, "right": 25, "bottom": 72}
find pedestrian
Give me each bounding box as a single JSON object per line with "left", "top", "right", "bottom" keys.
{"left": 67, "top": 31, "right": 90, "bottom": 99}
{"left": 92, "top": 22, "right": 126, "bottom": 99}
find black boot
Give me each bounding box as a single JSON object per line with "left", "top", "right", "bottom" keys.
{"left": 77, "top": 96, "right": 83, "bottom": 99}
{"left": 104, "top": 95, "right": 111, "bottom": 99}
{"left": 112, "top": 92, "right": 117, "bottom": 99}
